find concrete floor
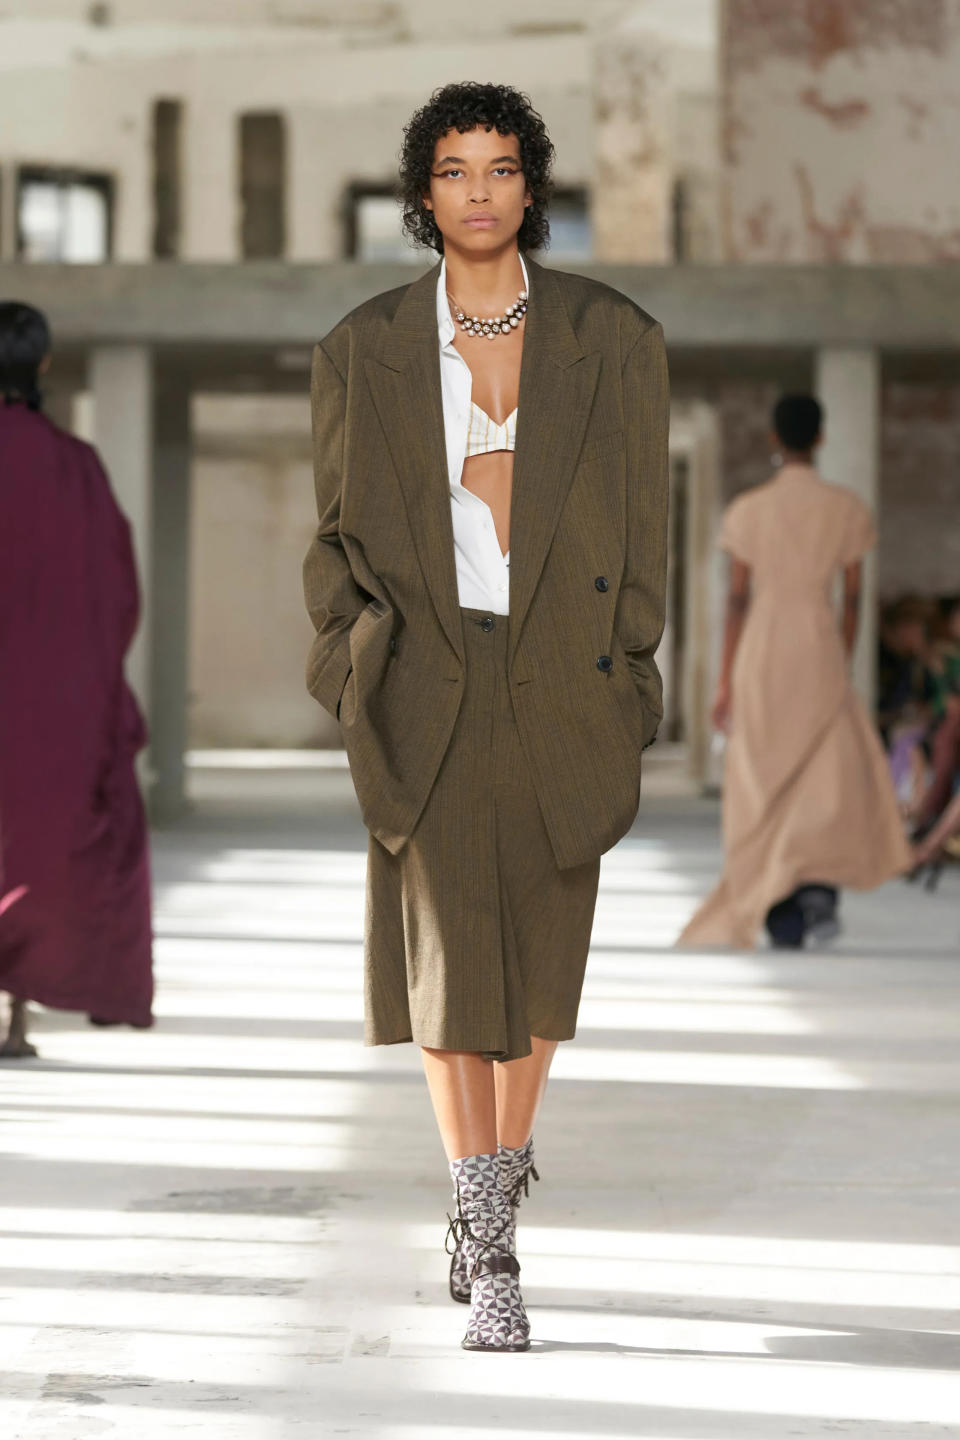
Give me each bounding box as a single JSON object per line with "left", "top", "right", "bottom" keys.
{"left": 2, "top": 772, "right": 960, "bottom": 1439}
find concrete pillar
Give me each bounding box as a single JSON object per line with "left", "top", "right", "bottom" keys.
{"left": 89, "top": 345, "right": 154, "bottom": 716}
{"left": 815, "top": 346, "right": 880, "bottom": 707}
{"left": 669, "top": 400, "right": 723, "bottom": 791}
{"left": 287, "top": 106, "right": 333, "bottom": 261}
{"left": 183, "top": 100, "right": 236, "bottom": 260}
{"left": 150, "top": 373, "right": 193, "bottom": 822}
{"left": 593, "top": 30, "right": 673, "bottom": 262}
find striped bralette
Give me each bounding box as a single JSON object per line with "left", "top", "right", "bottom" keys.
{"left": 465, "top": 401, "right": 518, "bottom": 458}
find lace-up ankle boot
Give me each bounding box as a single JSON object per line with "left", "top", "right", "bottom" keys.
{"left": 448, "top": 1137, "right": 540, "bottom": 1303}
{"left": 499, "top": 1136, "right": 540, "bottom": 1211}
{"left": 446, "top": 1152, "right": 530, "bottom": 1352}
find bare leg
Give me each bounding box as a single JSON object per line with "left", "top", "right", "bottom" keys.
{"left": 421, "top": 1048, "right": 498, "bottom": 1161}
{"left": 494, "top": 1036, "right": 558, "bottom": 1148}
{"left": 0, "top": 996, "right": 38, "bottom": 1059}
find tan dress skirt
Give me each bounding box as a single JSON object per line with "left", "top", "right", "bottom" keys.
{"left": 678, "top": 465, "right": 911, "bottom": 949}
{"left": 364, "top": 607, "right": 601, "bottom": 1061}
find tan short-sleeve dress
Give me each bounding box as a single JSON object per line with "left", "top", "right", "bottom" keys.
{"left": 678, "top": 463, "right": 910, "bottom": 949}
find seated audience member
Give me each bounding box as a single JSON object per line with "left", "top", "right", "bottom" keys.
{"left": 913, "top": 596, "right": 960, "bottom": 834}
{"left": 877, "top": 597, "right": 937, "bottom": 815}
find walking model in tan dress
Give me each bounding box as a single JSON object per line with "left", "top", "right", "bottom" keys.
{"left": 679, "top": 394, "right": 911, "bottom": 949}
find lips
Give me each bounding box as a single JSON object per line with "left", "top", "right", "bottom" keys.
{"left": 464, "top": 214, "right": 498, "bottom": 227}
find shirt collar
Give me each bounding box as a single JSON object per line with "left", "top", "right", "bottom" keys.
{"left": 436, "top": 252, "right": 529, "bottom": 349}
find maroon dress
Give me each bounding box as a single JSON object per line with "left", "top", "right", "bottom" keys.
{"left": 0, "top": 403, "right": 153, "bottom": 1025}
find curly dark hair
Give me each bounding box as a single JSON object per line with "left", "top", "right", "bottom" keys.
{"left": 399, "top": 81, "right": 555, "bottom": 255}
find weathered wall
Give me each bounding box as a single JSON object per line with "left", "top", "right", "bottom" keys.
{"left": 722, "top": 0, "right": 960, "bottom": 263}
{"left": 593, "top": 28, "right": 720, "bottom": 262}
{"left": 187, "top": 396, "right": 334, "bottom": 748}
{"left": 0, "top": 32, "right": 595, "bottom": 263}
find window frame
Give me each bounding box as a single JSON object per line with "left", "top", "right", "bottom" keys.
{"left": 342, "top": 180, "right": 591, "bottom": 261}
{"left": 16, "top": 164, "right": 115, "bottom": 263}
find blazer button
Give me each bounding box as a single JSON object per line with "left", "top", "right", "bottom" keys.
{"left": 480, "top": 616, "right": 495, "bottom": 633}
{"left": 594, "top": 576, "right": 609, "bottom": 592}
{"left": 597, "top": 655, "right": 613, "bottom": 673}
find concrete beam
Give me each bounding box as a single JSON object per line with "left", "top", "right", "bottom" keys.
{"left": 3, "top": 263, "right": 960, "bottom": 350}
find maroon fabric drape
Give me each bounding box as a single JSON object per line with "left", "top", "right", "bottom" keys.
{"left": 0, "top": 404, "right": 153, "bottom": 1024}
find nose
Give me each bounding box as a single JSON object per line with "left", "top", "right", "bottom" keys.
{"left": 468, "top": 179, "right": 491, "bottom": 204}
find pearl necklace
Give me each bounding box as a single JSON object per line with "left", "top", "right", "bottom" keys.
{"left": 447, "top": 285, "right": 528, "bottom": 341}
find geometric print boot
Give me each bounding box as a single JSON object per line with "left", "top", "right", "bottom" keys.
{"left": 499, "top": 1135, "right": 540, "bottom": 1213}
{"left": 448, "top": 1137, "right": 540, "bottom": 1304}
{"left": 446, "top": 1152, "right": 531, "bottom": 1352}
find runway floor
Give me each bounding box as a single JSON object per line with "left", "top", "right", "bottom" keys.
{"left": 2, "top": 775, "right": 959, "bottom": 1438}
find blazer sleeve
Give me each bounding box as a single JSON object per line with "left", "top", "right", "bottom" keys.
{"left": 616, "top": 320, "right": 670, "bottom": 749}
{"left": 303, "top": 341, "right": 368, "bottom": 718}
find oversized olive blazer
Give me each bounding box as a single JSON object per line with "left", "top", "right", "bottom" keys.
{"left": 304, "top": 255, "right": 669, "bottom": 870}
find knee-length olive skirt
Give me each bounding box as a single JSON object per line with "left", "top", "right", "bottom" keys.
{"left": 364, "top": 607, "right": 601, "bottom": 1062}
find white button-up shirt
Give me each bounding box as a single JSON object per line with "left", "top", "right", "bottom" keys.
{"left": 437, "top": 254, "right": 528, "bottom": 615}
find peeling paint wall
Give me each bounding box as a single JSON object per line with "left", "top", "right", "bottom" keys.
{"left": 722, "top": 0, "right": 960, "bottom": 262}
{"left": 594, "top": 33, "right": 674, "bottom": 262}
{"left": 594, "top": 30, "right": 720, "bottom": 262}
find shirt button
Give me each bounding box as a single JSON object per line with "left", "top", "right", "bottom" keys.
{"left": 597, "top": 655, "right": 613, "bottom": 673}
{"left": 595, "top": 576, "right": 609, "bottom": 592}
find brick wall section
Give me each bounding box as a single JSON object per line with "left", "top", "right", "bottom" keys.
{"left": 879, "top": 382, "right": 960, "bottom": 599}
{"left": 706, "top": 379, "right": 960, "bottom": 603}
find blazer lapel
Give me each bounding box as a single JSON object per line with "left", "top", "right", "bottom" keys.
{"left": 363, "top": 263, "right": 465, "bottom": 664}
{"left": 508, "top": 259, "right": 600, "bottom": 663}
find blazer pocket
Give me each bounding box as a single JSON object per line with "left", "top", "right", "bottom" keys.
{"left": 346, "top": 599, "right": 394, "bottom": 717}
{"left": 350, "top": 598, "right": 391, "bottom": 658}
{"left": 577, "top": 428, "right": 624, "bottom": 466}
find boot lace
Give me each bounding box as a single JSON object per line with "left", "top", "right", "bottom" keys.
{"left": 444, "top": 1178, "right": 515, "bottom": 1281}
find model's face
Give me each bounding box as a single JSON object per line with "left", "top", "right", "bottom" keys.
{"left": 424, "top": 126, "right": 531, "bottom": 253}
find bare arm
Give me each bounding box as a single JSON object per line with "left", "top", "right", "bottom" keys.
{"left": 842, "top": 560, "right": 862, "bottom": 660}
{"left": 712, "top": 559, "right": 751, "bottom": 734}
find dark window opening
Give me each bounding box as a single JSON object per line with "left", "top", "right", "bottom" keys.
{"left": 153, "top": 98, "right": 182, "bottom": 259}
{"left": 240, "top": 112, "right": 286, "bottom": 259}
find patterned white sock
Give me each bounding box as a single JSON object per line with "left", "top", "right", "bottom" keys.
{"left": 449, "top": 1152, "right": 530, "bottom": 1350}
{"left": 498, "top": 1136, "right": 538, "bottom": 1209}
